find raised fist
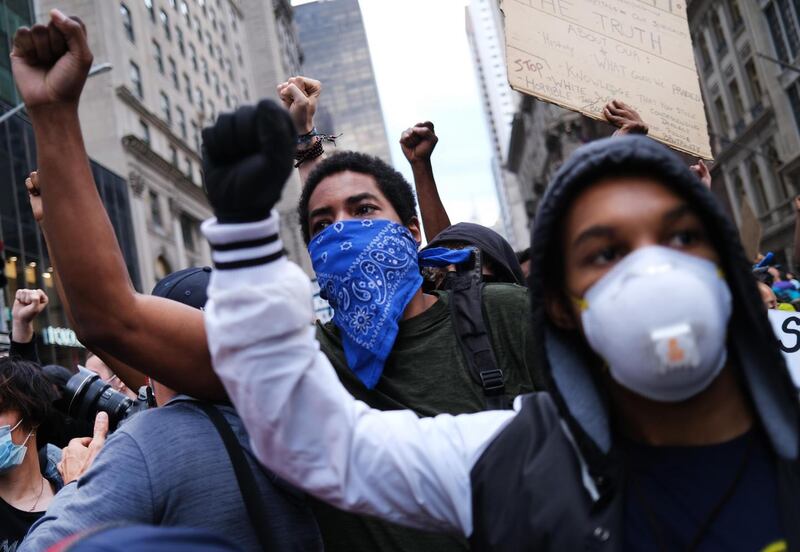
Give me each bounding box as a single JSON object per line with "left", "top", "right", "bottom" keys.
{"left": 202, "top": 100, "right": 296, "bottom": 223}
{"left": 605, "top": 100, "right": 649, "bottom": 136}
{"left": 26, "top": 171, "right": 43, "bottom": 222}
{"left": 400, "top": 122, "right": 438, "bottom": 165}
{"left": 11, "top": 10, "right": 93, "bottom": 113}
{"left": 13, "top": 289, "right": 49, "bottom": 325}
{"left": 277, "top": 76, "right": 321, "bottom": 135}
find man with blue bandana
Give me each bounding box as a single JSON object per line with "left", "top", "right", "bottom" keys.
{"left": 266, "top": 77, "right": 545, "bottom": 552}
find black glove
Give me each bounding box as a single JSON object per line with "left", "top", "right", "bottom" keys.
{"left": 202, "top": 100, "right": 295, "bottom": 223}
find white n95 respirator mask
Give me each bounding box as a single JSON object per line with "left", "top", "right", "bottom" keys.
{"left": 579, "top": 246, "right": 732, "bottom": 402}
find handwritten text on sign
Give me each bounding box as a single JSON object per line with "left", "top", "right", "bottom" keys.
{"left": 768, "top": 309, "right": 800, "bottom": 389}
{"left": 502, "top": 0, "right": 712, "bottom": 159}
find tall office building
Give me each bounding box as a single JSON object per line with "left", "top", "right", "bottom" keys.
{"left": 33, "top": 0, "right": 314, "bottom": 290}
{"left": 688, "top": 0, "right": 800, "bottom": 264}
{"left": 0, "top": 0, "right": 140, "bottom": 365}
{"left": 239, "top": 0, "right": 312, "bottom": 275}
{"left": 294, "top": 0, "right": 391, "bottom": 162}
{"left": 465, "top": 0, "right": 528, "bottom": 248}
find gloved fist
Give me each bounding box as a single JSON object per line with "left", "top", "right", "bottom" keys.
{"left": 202, "top": 100, "right": 295, "bottom": 223}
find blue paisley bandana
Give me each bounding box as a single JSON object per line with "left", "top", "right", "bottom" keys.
{"left": 309, "top": 219, "right": 471, "bottom": 388}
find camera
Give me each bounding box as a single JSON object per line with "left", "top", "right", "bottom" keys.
{"left": 44, "top": 365, "right": 154, "bottom": 431}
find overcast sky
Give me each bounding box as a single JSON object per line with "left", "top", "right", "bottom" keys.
{"left": 292, "top": 0, "right": 500, "bottom": 228}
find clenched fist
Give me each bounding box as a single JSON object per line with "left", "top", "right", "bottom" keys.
{"left": 11, "top": 9, "right": 93, "bottom": 113}
{"left": 400, "top": 122, "right": 438, "bottom": 165}
{"left": 202, "top": 100, "right": 295, "bottom": 223}
{"left": 277, "top": 76, "right": 321, "bottom": 135}
{"left": 12, "top": 289, "right": 48, "bottom": 343}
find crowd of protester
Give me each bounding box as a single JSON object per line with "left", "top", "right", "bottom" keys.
{"left": 0, "top": 9, "right": 798, "bottom": 551}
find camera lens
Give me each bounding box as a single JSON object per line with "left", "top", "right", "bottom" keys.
{"left": 65, "top": 366, "right": 134, "bottom": 430}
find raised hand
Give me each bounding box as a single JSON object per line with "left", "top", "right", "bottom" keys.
{"left": 10, "top": 10, "right": 93, "bottom": 113}
{"left": 57, "top": 412, "right": 109, "bottom": 484}
{"left": 12, "top": 289, "right": 48, "bottom": 343}
{"left": 400, "top": 122, "right": 438, "bottom": 165}
{"left": 277, "top": 76, "right": 322, "bottom": 135}
{"left": 690, "top": 159, "right": 712, "bottom": 188}
{"left": 26, "top": 171, "right": 43, "bottom": 222}
{"left": 605, "top": 100, "right": 649, "bottom": 136}
{"left": 202, "top": 100, "right": 296, "bottom": 223}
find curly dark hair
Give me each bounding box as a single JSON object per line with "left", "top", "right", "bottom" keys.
{"left": 298, "top": 151, "right": 418, "bottom": 243}
{"left": 0, "top": 357, "right": 58, "bottom": 431}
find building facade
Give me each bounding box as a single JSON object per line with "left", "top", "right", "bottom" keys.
{"left": 294, "top": 0, "right": 391, "bottom": 163}
{"left": 239, "top": 0, "right": 312, "bottom": 274}
{"left": 33, "top": 0, "right": 267, "bottom": 292}
{"left": 465, "top": 0, "right": 529, "bottom": 249}
{"left": 688, "top": 0, "right": 800, "bottom": 265}
{"left": 0, "top": 0, "right": 140, "bottom": 365}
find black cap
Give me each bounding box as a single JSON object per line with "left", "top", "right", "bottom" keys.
{"left": 151, "top": 267, "right": 212, "bottom": 310}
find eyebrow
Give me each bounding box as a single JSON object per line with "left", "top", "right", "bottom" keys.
{"left": 572, "top": 226, "right": 615, "bottom": 248}
{"left": 308, "top": 193, "right": 382, "bottom": 221}
{"left": 662, "top": 203, "right": 693, "bottom": 223}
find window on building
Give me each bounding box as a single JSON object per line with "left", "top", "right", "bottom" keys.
{"left": 169, "top": 0, "right": 176, "bottom": 9}
{"left": 169, "top": 145, "right": 178, "bottom": 166}
{"left": 190, "top": 44, "right": 198, "bottom": 71}
{"left": 195, "top": 16, "right": 202, "bottom": 41}
{"left": 140, "top": 120, "right": 151, "bottom": 146}
{"left": 210, "top": 8, "right": 217, "bottom": 31}
{"left": 748, "top": 159, "right": 770, "bottom": 213}
{"left": 144, "top": 0, "right": 155, "bottom": 22}
{"left": 121, "top": 3, "right": 134, "bottom": 42}
{"left": 242, "top": 80, "right": 249, "bottom": 101}
{"left": 215, "top": 45, "right": 223, "bottom": 64}
{"left": 176, "top": 106, "right": 187, "bottom": 139}
{"left": 195, "top": 87, "right": 204, "bottom": 109}
{"left": 231, "top": 7, "right": 237, "bottom": 31}
{"left": 714, "top": 96, "right": 730, "bottom": 137}
{"left": 213, "top": 72, "right": 220, "bottom": 97}
{"left": 178, "top": 74, "right": 189, "bottom": 105}
{"left": 176, "top": 27, "right": 185, "bottom": 56}
{"left": 185, "top": 156, "right": 193, "bottom": 179}
{"left": 153, "top": 40, "right": 164, "bottom": 74}
{"left": 202, "top": 58, "right": 209, "bottom": 85}
{"left": 710, "top": 10, "right": 727, "bottom": 53}
{"left": 207, "top": 32, "right": 213, "bottom": 55}
{"left": 130, "top": 61, "right": 143, "bottom": 98}
{"left": 160, "top": 91, "right": 171, "bottom": 125}
{"left": 788, "top": 81, "right": 800, "bottom": 135}
{"left": 765, "top": 0, "right": 800, "bottom": 61}
{"left": 180, "top": 213, "right": 197, "bottom": 251}
{"left": 729, "top": 79, "right": 745, "bottom": 122}
{"left": 150, "top": 191, "right": 163, "bottom": 228}
{"left": 160, "top": 9, "right": 171, "bottom": 40}
{"left": 223, "top": 84, "right": 230, "bottom": 108}
{"left": 181, "top": 0, "right": 190, "bottom": 24}
{"left": 155, "top": 255, "right": 172, "bottom": 281}
{"left": 235, "top": 44, "right": 243, "bottom": 66}
{"left": 696, "top": 33, "right": 712, "bottom": 69}
{"left": 168, "top": 57, "right": 178, "bottom": 89}
{"left": 192, "top": 121, "right": 200, "bottom": 152}
{"left": 744, "top": 59, "right": 763, "bottom": 103}
{"left": 207, "top": 101, "right": 215, "bottom": 121}
{"left": 729, "top": 0, "right": 744, "bottom": 30}
{"left": 199, "top": 0, "right": 207, "bottom": 15}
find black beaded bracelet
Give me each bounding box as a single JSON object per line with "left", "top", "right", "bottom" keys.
{"left": 294, "top": 138, "right": 324, "bottom": 168}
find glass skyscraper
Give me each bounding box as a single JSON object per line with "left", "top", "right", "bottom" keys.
{"left": 294, "top": 0, "right": 391, "bottom": 162}
{"left": 0, "top": 0, "right": 140, "bottom": 366}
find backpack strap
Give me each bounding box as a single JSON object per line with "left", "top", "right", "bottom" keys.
{"left": 448, "top": 249, "right": 510, "bottom": 410}
{"left": 190, "top": 401, "right": 276, "bottom": 551}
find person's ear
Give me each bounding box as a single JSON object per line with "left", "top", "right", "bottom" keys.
{"left": 545, "top": 293, "right": 579, "bottom": 330}
{"left": 407, "top": 216, "right": 422, "bottom": 245}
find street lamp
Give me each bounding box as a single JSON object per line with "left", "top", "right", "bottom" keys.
{"left": 0, "top": 62, "right": 113, "bottom": 126}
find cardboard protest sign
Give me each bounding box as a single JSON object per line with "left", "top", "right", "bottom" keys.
{"left": 768, "top": 309, "right": 800, "bottom": 388}
{"left": 501, "top": 0, "right": 712, "bottom": 159}
{"left": 738, "top": 195, "right": 762, "bottom": 262}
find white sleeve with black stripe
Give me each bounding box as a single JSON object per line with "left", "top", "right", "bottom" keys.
{"left": 202, "top": 210, "right": 284, "bottom": 270}
{"left": 201, "top": 214, "right": 518, "bottom": 537}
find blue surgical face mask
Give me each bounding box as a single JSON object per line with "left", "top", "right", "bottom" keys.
{"left": 309, "top": 219, "right": 471, "bottom": 388}
{"left": 0, "top": 419, "right": 33, "bottom": 474}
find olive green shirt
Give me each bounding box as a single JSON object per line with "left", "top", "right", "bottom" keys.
{"left": 312, "top": 284, "right": 542, "bottom": 552}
